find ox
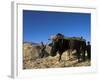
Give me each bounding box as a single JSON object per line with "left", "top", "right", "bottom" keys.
{"left": 50, "top": 33, "right": 86, "bottom": 62}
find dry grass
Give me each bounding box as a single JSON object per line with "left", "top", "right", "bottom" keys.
{"left": 23, "top": 43, "right": 91, "bottom": 69}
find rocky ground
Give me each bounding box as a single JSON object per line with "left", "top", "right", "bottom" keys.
{"left": 23, "top": 42, "right": 90, "bottom": 69}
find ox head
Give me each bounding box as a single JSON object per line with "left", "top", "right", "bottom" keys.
{"left": 50, "top": 33, "right": 64, "bottom": 57}
{"left": 38, "top": 42, "right": 48, "bottom": 58}
{"left": 39, "top": 42, "right": 51, "bottom": 58}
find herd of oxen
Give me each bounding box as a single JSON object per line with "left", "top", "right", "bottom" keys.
{"left": 39, "top": 33, "right": 91, "bottom": 62}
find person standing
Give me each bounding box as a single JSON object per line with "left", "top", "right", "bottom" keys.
{"left": 86, "top": 41, "right": 91, "bottom": 60}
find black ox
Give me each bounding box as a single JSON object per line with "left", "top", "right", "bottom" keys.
{"left": 50, "top": 35, "right": 86, "bottom": 62}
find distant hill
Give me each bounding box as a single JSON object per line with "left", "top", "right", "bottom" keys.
{"left": 23, "top": 42, "right": 41, "bottom": 46}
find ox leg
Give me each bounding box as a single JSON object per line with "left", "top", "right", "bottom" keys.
{"left": 59, "top": 53, "right": 63, "bottom": 61}
{"left": 82, "top": 50, "right": 85, "bottom": 61}
{"left": 68, "top": 49, "right": 72, "bottom": 60}
{"left": 76, "top": 49, "right": 81, "bottom": 62}
{"left": 67, "top": 50, "right": 70, "bottom": 60}
{"left": 59, "top": 55, "right": 61, "bottom": 61}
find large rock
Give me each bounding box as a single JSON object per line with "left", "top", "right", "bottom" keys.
{"left": 23, "top": 42, "right": 90, "bottom": 69}
{"left": 23, "top": 43, "right": 41, "bottom": 61}
{"left": 23, "top": 42, "right": 51, "bottom": 61}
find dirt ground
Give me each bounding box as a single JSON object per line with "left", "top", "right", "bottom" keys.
{"left": 23, "top": 43, "right": 91, "bottom": 69}
{"left": 23, "top": 52, "right": 90, "bottom": 69}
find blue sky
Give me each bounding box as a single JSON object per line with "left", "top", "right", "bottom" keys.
{"left": 23, "top": 10, "right": 91, "bottom": 43}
